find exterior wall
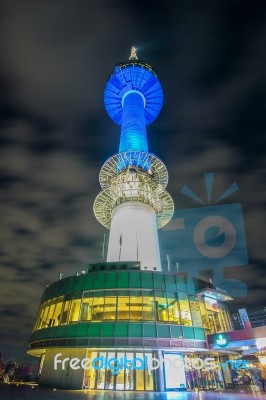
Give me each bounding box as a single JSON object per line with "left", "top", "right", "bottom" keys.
{"left": 29, "top": 267, "right": 233, "bottom": 355}
{"left": 39, "top": 348, "right": 85, "bottom": 389}
{"left": 107, "top": 202, "right": 161, "bottom": 271}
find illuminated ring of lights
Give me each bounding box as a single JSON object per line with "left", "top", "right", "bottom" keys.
{"left": 99, "top": 152, "right": 169, "bottom": 189}
{"left": 93, "top": 182, "right": 174, "bottom": 230}
{"left": 104, "top": 61, "right": 163, "bottom": 126}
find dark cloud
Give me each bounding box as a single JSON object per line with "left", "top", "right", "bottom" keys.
{"left": 0, "top": 1, "right": 265, "bottom": 360}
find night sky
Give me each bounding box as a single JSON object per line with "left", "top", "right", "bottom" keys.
{"left": 0, "top": 1, "right": 265, "bottom": 361}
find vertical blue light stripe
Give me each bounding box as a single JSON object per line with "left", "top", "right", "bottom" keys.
{"left": 119, "top": 92, "right": 148, "bottom": 153}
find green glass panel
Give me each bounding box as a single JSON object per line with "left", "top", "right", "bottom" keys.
{"left": 74, "top": 275, "right": 86, "bottom": 291}
{"left": 52, "top": 282, "right": 61, "bottom": 298}
{"left": 130, "top": 290, "right": 142, "bottom": 296}
{"left": 84, "top": 274, "right": 95, "bottom": 290}
{"left": 141, "top": 272, "right": 153, "bottom": 289}
{"left": 76, "top": 324, "right": 89, "bottom": 337}
{"left": 65, "top": 277, "right": 76, "bottom": 294}
{"left": 186, "top": 277, "right": 196, "bottom": 294}
{"left": 119, "top": 290, "right": 130, "bottom": 296}
{"left": 182, "top": 326, "right": 194, "bottom": 339}
{"left": 102, "top": 323, "right": 115, "bottom": 337}
{"left": 117, "top": 272, "right": 129, "bottom": 288}
{"left": 38, "top": 330, "right": 47, "bottom": 341}
{"left": 143, "top": 324, "right": 156, "bottom": 337}
{"left": 129, "top": 323, "right": 142, "bottom": 337}
{"left": 60, "top": 279, "right": 68, "bottom": 294}
{"left": 157, "top": 325, "right": 170, "bottom": 338}
{"left": 66, "top": 324, "right": 77, "bottom": 337}
{"left": 194, "top": 327, "right": 206, "bottom": 340}
{"left": 94, "top": 273, "right": 106, "bottom": 289}
{"left": 165, "top": 275, "right": 176, "bottom": 291}
{"left": 105, "top": 272, "right": 117, "bottom": 289}
{"left": 176, "top": 276, "right": 187, "bottom": 292}
{"left": 44, "top": 285, "right": 53, "bottom": 301}
{"left": 44, "top": 327, "right": 55, "bottom": 339}
{"left": 129, "top": 272, "right": 142, "bottom": 288}
{"left": 153, "top": 273, "right": 165, "bottom": 289}
{"left": 89, "top": 323, "right": 101, "bottom": 337}
{"left": 115, "top": 323, "right": 129, "bottom": 337}
{"left": 55, "top": 326, "right": 67, "bottom": 338}
{"left": 171, "top": 325, "right": 183, "bottom": 338}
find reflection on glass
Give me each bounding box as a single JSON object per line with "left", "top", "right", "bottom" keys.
{"left": 155, "top": 291, "right": 169, "bottom": 321}
{"left": 104, "top": 297, "right": 117, "bottom": 320}
{"left": 85, "top": 351, "right": 97, "bottom": 389}
{"left": 135, "top": 353, "right": 144, "bottom": 390}
{"left": 61, "top": 299, "right": 71, "bottom": 324}
{"left": 117, "top": 297, "right": 129, "bottom": 320}
{"left": 105, "top": 352, "right": 115, "bottom": 389}
{"left": 116, "top": 352, "right": 125, "bottom": 390}
{"left": 125, "top": 352, "right": 134, "bottom": 390}
{"left": 142, "top": 295, "right": 155, "bottom": 321}
{"left": 167, "top": 292, "right": 180, "bottom": 324}
{"left": 92, "top": 297, "right": 104, "bottom": 321}
{"left": 69, "top": 297, "right": 81, "bottom": 323}
{"left": 96, "top": 352, "right": 106, "bottom": 389}
{"left": 35, "top": 304, "right": 45, "bottom": 330}
{"left": 179, "top": 293, "right": 192, "bottom": 326}
{"left": 130, "top": 294, "right": 143, "bottom": 321}
{"left": 145, "top": 353, "right": 154, "bottom": 390}
{"left": 53, "top": 296, "right": 64, "bottom": 326}
{"left": 80, "top": 293, "right": 93, "bottom": 321}
{"left": 41, "top": 300, "right": 51, "bottom": 328}
{"left": 189, "top": 295, "right": 202, "bottom": 327}
{"left": 46, "top": 299, "right": 56, "bottom": 327}
{"left": 199, "top": 298, "right": 209, "bottom": 329}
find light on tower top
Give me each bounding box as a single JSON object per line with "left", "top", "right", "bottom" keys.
{"left": 129, "top": 46, "right": 138, "bottom": 60}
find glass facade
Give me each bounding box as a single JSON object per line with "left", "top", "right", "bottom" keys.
{"left": 30, "top": 269, "right": 235, "bottom": 392}
{"left": 33, "top": 287, "right": 232, "bottom": 335}
{"left": 83, "top": 350, "right": 154, "bottom": 391}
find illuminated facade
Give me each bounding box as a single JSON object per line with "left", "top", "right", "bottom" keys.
{"left": 28, "top": 49, "right": 240, "bottom": 391}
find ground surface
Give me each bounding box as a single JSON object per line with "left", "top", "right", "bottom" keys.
{"left": 1, "top": 383, "right": 266, "bottom": 400}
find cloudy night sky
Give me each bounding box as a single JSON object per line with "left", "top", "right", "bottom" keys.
{"left": 0, "top": 1, "right": 265, "bottom": 361}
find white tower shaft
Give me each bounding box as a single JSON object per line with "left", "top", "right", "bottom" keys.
{"left": 107, "top": 202, "right": 161, "bottom": 270}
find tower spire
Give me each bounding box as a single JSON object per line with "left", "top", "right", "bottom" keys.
{"left": 129, "top": 46, "right": 138, "bottom": 60}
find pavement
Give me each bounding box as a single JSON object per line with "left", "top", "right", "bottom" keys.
{"left": 1, "top": 382, "right": 266, "bottom": 400}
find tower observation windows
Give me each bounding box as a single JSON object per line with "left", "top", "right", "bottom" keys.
{"left": 33, "top": 288, "right": 231, "bottom": 334}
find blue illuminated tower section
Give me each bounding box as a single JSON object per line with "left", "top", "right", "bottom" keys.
{"left": 94, "top": 48, "right": 174, "bottom": 271}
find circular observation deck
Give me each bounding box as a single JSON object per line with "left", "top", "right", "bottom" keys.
{"left": 99, "top": 152, "right": 169, "bottom": 190}
{"left": 93, "top": 169, "right": 174, "bottom": 230}
{"left": 104, "top": 60, "right": 163, "bottom": 126}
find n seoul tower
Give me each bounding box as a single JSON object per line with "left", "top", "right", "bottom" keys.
{"left": 94, "top": 47, "right": 174, "bottom": 271}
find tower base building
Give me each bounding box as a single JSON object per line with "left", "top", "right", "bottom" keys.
{"left": 28, "top": 262, "right": 236, "bottom": 391}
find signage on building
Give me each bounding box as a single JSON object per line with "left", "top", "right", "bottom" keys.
{"left": 216, "top": 334, "right": 228, "bottom": 348}
{"left": 204, "top": 296, "right": 219, "bottom": 313}
{"left": 238, "top": 308, "right": 252, "bottom": 329}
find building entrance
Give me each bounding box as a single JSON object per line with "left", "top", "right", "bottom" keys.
{"left": 83, "top": 351, "right": 154, "bottom": 391}
{"left": 185, "top": 355, "right": 224, "bottom": 390}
